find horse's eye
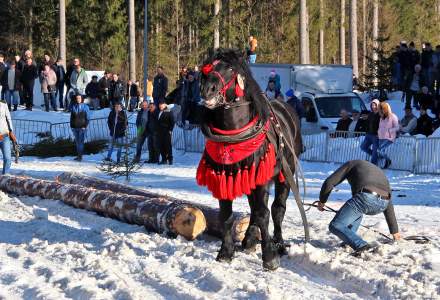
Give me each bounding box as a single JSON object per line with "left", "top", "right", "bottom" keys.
{"left": 211, "top": 85, "right": 216, "bottom": 92}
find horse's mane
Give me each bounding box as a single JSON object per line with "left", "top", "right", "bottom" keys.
{"left": 203, "top": 48, "right": 271, "bottom": 121}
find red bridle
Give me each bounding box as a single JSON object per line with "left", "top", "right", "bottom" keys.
{"left": 202, "top": 60, "right": 245, "bottom": 101}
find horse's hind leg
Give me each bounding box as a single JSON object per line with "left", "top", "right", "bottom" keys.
{"left": 241, "top": 194, "right": 260, "bottom": 253}
{"left": 216, "top": 200, "right": 235, "bottom": 262}
{"left": 272, "top": 180, "right": 290, "bottom": 255}
{"left": 254, "top": 185, "right": 280, "bottom": 270}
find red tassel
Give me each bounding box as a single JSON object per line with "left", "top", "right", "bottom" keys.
{"left": 249, "top": 163, "right": 256, "bottom": 190}
{"left": 241, "top": 167, "right": 250, "bottom": 195}
{"left": 227, "top": 173, "right": 234, "bottom": 200}
{"left": 205, "top": 168, "right": 212, "bottom": 190}
{"left": 265, "top": 153, "right": 273, "bottom": 181}
{"left": 268, "top": 144, "right": 276, "bottom": 169}
{"left": 196, "top": 159, "right": 206, "bottom": 186}
{"left": 256, "top": 157, "right": 266, "bottom": 186}
{"left": 213, "top": 171, "right": 221, "bottom": 199}
{"left": 279, "top": 171, "right": 285, "bottom": 183}
{"left": 234, "top": 169, "right": 243, "bottom": 198}
{"left": 220, "top": 171, "right": 227, "bottom": 200}
{"left": 235, "top": 83, "right": 245, "bottom": 97}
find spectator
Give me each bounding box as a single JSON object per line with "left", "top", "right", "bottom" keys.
{"left": 105, "top": 102, "right": 128, "bottom": 163}
{"left": 336, "top": 109, "right": 352, "bottom": 132}
{"left": 108, "top": 73, "right": 125, "bottom": 106}
{"left": 176, "top": 67, "right": 188, "bottom": 106}
{"left": 416, "top": 106, "right": 433, "bottom": 137}
{"left": 125, "top": 79, "right": 132, "bottom": 108}
{"left": 153, "top": 66, "right": 168, "bottom": 106}
{"left": 399, "top": 107, "right": 417, "bottom": 135}
{"left": 1, "top": 60, "right": 22, "bottom": 111}
{"left": 405, "top": 64, "right": 425, "bottom": 109}
{"left": 69, "top": 58, "right": 88, "bottom": 99}
{"left": 398, "top": 42, "right": 412, "bottom": 84}
{"left": 360, "top": 99, "right": 380, "bottom": 165}
{"left": 265, "top": 80, "right": 281, "bottom": 100}
{"left": 408, "top": 41, "right": 421, "bottom": 70}
{"left": 126, "top": 80, "right": 140, "bottom": 112}
{"left": 70, "top": 94, "right": 90, "bottom": 161}
{"left": 391, "top": 46, "right": 402, "bottom": 90}
{"left": 145, "top": 102, "right": 160, "bottom": 163}
{"left": 377, "top": 102, "right": 399, "bottom": 169}
{"left": 98, "top": 71, "right": 112, "bottom": 108}
{"left": 419, "top": 86, "right": 433, "bottom": 109}
{"left": 432, "top": 111, "right": 440, "bottom": 132}
{"left": 0, "top": 100, "right": 13, "bottom": 174}
{"left": 157, "top": 100, "right": 174, "bottom": 165}
{"left": 421, "top": 42, "right": 434, "bottom": 90}
{"left": 348, "top": 110, "right": 361, "bottom": 132}
{"left": 21, "top": 58, "right": 38, "bottom": 111}
{"left": 39, "top": 53, "right": 56, "bottom": 73}
{"left": 85, "top": 75, "right": 100, "bottom": 110}
{"left": 54, "top": 58, "right": 66, "bottom": 109}
{"left": 39, "top": 64, "right": 58, "bottom": 112}
{"left": 431, "top": 45, "right": 440, "bottom": 93}
{"left": 355, "top": 110, "right": 370, "bottom": 133}
{"left": 64, "top": 58, "right": 75, "bottom": 109}
{"left": 267, "top": 70, "right": 281, "bottom": 91}
{"left": 134, "top": 101, "right": 150, "bottom": 162}
{"left": 0, "top": 54, "right": 6, "bottom": 100}
{"left": 247, "top": 36, "right": 258, "bottom": 63}
{"left": 285, "top": 89, "right": 305, "bottom": 119}
{"left": 146, "top": 75, "right": 153, "bottom": 103}
{"left": 183, "top": 71, "right": 201, "bottom": 124}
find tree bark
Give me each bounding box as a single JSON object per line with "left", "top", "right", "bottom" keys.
{"left": 300, "top": 0, "right": 309, "bottom": 64}
{"left": 128, "top": 0, "right": 136, "bottom": 82}
{"left": 175, "top": 0, "right": 180, "bottom": 75}
{"left": 362, "top": 0, "right": 366, "bottom": 75}
{"left": 319, "top": 0, "right": 325, "bottom": 64}
{"left": 59, "top": 0, "right": 66, "bottom": 69}
{"left": 214, "top": 0, "right": 221, "bottom": 49}
{"left": 350, "top": 0, "right": 359, "bottom": 77}
{"left": 340, "top": 0, "right": 346, "bottom": 64}
{"left": 56, "top": 172, "right": 251, "bottom": 242}
{"left": 28, "top": 1, "right": 33, "bottom": 52}
{"left": 373, "top": 0, "right": 379, "bottom": 62}
{"left": 0, "top": 175, "right": 206, "bottom": 240}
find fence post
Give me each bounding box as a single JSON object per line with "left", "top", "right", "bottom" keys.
{"left": 413, "top": 137, "right": 418, "bottom": 174}
{"left": 324, "top": 132, "right": 329, "bottom": 162}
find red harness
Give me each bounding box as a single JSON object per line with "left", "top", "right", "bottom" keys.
{"left": 201, "top": 61, "right": 244, "bottom": 98}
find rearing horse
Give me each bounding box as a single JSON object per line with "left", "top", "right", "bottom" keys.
{"left": 197, "top": 49, "right": 309, "bottom": 270}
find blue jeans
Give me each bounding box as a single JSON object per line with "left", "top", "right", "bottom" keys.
{"left": 72, "top": 128, "right": 86, "bottom": 156}
{"left": 107, "top": 137, "right": 124, "bottom": 162}
{"left": 0, "top": 135, "right": 12, "bottom": 174}
{"left": 249, "top": 54, "right": 257, "bottom": 64}
{"left": 377, "top": 139, "right": 393, "bottom": 161}
{"left": 360, "top": 134, "right": 379, "bottom": 165}
{"left": 43, "top": 92, "right": 57, "bottom": 111}
{"left": 329, "top": 192, "right": 389, "bottom": 250}
{"left": 5, "top": 90, "right": 20, "bottom": 106}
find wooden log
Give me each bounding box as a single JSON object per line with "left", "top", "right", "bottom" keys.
{"left": 56, "top": 172, "right": 251, "bottom": 242}
{"left": 0, "top": 175, "right": 206, "bottom": 240}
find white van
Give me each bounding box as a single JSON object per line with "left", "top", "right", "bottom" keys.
{"left": 250, "top": 64, "right": 367, "bottom": 134}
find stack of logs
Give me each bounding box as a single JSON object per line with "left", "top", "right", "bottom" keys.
{"left": 0, "top": 173, "right": 250, "bottom": 241}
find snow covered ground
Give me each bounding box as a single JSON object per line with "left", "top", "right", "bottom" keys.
{"left": 0, "top": 152, "right": 439, "bottom": 299}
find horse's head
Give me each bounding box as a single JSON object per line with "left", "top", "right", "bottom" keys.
{"left": 200, "top": 49, "right": 248, "bottom": 110}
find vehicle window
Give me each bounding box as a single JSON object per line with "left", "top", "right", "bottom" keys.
{"left": 315, "top": 97, "right": 366, "bottom": 118}
{"left": 301, "top": 97, "right": 317, "bottom": 122}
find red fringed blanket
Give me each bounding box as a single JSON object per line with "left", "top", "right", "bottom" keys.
{"left": 196, "top": 120, "right": 284, "bottom": 201}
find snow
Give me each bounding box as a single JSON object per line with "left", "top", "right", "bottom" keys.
{"left": 0, "top": 152, "right": 439, "bottom": 299}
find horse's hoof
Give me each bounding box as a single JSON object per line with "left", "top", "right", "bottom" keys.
{"left": 242, "top": 244, "right": 257, "bottom": 254}
{"left": 216, "top": 253, "right": 233, "bottom": 263}
{"left": 276, "top": 244, "right": 289, "bottom": 256}
{"left": 262, "top": 255, "right": 280, "bottom": 271}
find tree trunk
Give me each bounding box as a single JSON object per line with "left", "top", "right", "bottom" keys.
{"left": 0, "top": 175, "right": 207, "bottom": 240}
{"left": 340, "top": 0, "right": 346, "bottom": 64}
{"left": 28, "top": 1, "right": 33, "bottom": 52}
{"left": 189, "top": 24, "right": 192, "bottom": 53}
{"left": 373, "top": 0, "right": 379, "bottom": 62}
{"left": 59, "top": 0, "right": 66, "bottom": 69}
{"left": 319, "top": 0, "right": 325, "bottom": 64}
{"left": 56, "top": 172, "right": 251, "bottom": 242}
{"left": 299, "top": 0, "right": 309, "bottom": 64}
{"left": 175, "top": 0, "right": 180, "bottom": 75}
{"left": 350, "top": 0, "right": 358, "bottom": 77}
{"left": 214, "top": 0, "right": 221, "bottom": 49}
{"left": 362, "top": 0, "right": 366, "bottom": 75}
{"left": 128, "top": 0, "right": 136, "bottom": 82}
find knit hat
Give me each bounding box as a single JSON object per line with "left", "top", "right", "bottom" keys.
{"left": 285, "top": 89, "right": 295, "bottom": 98}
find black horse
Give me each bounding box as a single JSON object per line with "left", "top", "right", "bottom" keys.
{"left": 197, "top": 49, "right": 309, "bottom": 270}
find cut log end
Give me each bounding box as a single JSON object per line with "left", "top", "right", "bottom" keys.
{"left": 233, "top": 215, "right": 251, "bottom": 242}
{"left": 172, "top": 207, "right": 207, "bottom": 241}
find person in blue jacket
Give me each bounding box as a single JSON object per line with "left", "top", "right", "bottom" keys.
{"left": 70, "top": 93, "right": 90, "bottom": 161}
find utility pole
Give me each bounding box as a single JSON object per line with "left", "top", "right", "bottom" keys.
{"left": 373, "top": 0, "right": 379, "bottom": 62}
{"left": 59, "top": 0, "right": 66, "bottom": 68}
{"left": 300, "top": 0, "right": 309, "bottom": 64}
{"left": 319, "top": 0, "right": 325, "bottom": 64}
{"left": 128, "top": 0, "right": 136, "bottom": 81}
{"left": 350, "top": 0, "right": 359, "bottom": 77}
{"left": 340, "top": 0, "right": 346, "bottom": 64}
{"left": 143, "top": 0, "right": 148, "bottom": 100}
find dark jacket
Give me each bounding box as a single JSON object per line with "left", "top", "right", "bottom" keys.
{"left": 408, "top": 49, "right": 420, "bottom": 69}
{"left": 398, "top": 50, "right": 412, "bottom": 72}
{"left": 70, "top": 103, "right": 90, "bottom": 129}
{"left": 354, "top": 118, "right": 369, "bottom": 133}
{"left": 336, "top": 118, "right": 352, "bottom": 132}
{"left": 419, "top": 93, "right": 433, "bottom": 109}
{"left": 98, "top": 76, "right": 110, "bottom": 96}
{"left": 85, "top": 81, "right": 100, "bottom": 98}
{"left": 319, "top": 160, "right": 398, "bottom": 234}
{"left": 146, "top": 109, "right": 160, "bottom": 135}
{"left": 186, "top": 80, "right": 200, "bottom": 103}
{"left": 109, "top": 79, "right": 125, "bottom": 101}
{"left": 153, "top": 74, "right": 168, "bottom": 102}
{"left": 21, "top": 63, "right": 38, "bottom": 85}
{"left": 136, "top": 108, "right": 149, "bottom": 127}
{"left": 421, "top": 49, "right": 433, "bottom": 69}
{"left": 432, "top": 118, "right": 440, "bottom": 132}
{"left": 367, "top": 112, "right": 380, "bottom": 135}
{"left": 157, "top": 110, "right": 174, "bottom": 134}
{"left": 108, "top": 109, "right": 128, "bottom": 138}
{"left": 1, "top": 68, "right": 22, "bottom": 91}
{"left": 126, "top": 83, "right": 140, "bottom": 98}
{"left": 55, "top": 64, "right": 66, "bottom": 86}
{"left": 416, "top": 114, "right": 433, "bottom": 137}
{"left": 65, "top": 64, "right": 74, "bottom": 89}
{"left": 287, "top": 96, "right": 305, "bottom": 119}
{"left": 0, "top": 62, "right": 6, "bottom": 83}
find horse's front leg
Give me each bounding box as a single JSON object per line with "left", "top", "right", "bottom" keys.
{"left": 241, "top": 193, "right": 260, "bottom": 253}
{"left": 216, "top": 200, "right": 235, "bottom": 262}
{"left": 254, "top": 185, "right": 280, "bottom": 270}
{"left": 272, "top": 180, "right": 290, "bottom": 256}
